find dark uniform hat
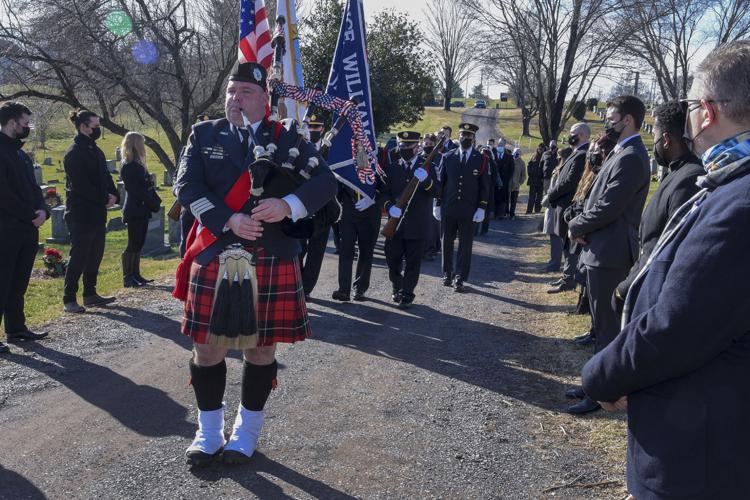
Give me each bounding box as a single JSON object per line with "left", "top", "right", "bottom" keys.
{"left": 229, "top": 62, "right": 267, "bottom": 89}
{"left": 397, "top": 131, "right": 421, "bottom": 144}
{"left": 307, "top": 114, "right": 324, "bottom": 127}
{"left": 458, "top": 122, "right": 479, "bottom": 135}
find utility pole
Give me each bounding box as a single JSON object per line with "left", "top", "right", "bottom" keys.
{"left": 633, "top": 71, "right": 640, "bottom": 97}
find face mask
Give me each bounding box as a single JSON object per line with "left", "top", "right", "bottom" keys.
{"left": 422, "top": 146, "right": 434, "bottom": 155}
{"left": 89, "top": 127, "right": 102, "bottom": 141}
{"left": 568, "top": 135, "right": 579, "bottom": 146}
{"left": 400, "top": 148, "right": 415, "bottom": 161}
{"left": 309, "top": 131, "right": 322, "bottom": 143}
{"left": 605, "top": 120, "right": 623, "bottom": 142}
{"left": 683, "top": 104, "right": 708, "bottom": 156}
{"left": 653, "top": 136, "right": 668, "bottom": 167}
{"left": 460, "top": 138, "right": 473, "bottom": 149}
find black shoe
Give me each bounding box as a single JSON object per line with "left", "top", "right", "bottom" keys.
{"left": 565, "top": 387, "right": 586, "bottom": 399}
{"left": 391, "top": 291, "right": 403, "bottom": 303}
{"left": 442, "top": 274, "right": 453, "bottom": 287}
{"left": 547, "top": 278, "right": 564, "bottom": 286}
{"left": 0, "top": 341, "right": 9, "bottom": 354}
{"left": 353, "top": 291, "right": 366, "bottom": 302}
{"left": 7, "top": 330, "right": 48, "bottom": 343}
{"left": 124, "top": 275, "right": 142, "bottom": 288}
{"left": 222, "top": 450, "right": 253, "bottom": 465}
{"left": 186, "top": 449, "right": 222, "bottom": 467}
{"left": 82, "top": 294, "right": 116, "bottom": 307}
{"left": 331, "top": 290, "right": 351, "bottom": 302}
{"left": 567, "top": 396, "right": 601, "bottom": 415}
{"left": 573, "top": 332, "right": 596, "bottom": 346}
{"left": 64, "top": 301, "right": 86, "bottom": 314}
{"left": 454, "top": 279, "right": 466, "bottom": 293}
{"left": 547, "top": 283, "right": 576, "bottom": 294}
{"left": 397, "top": 297, "right": 414, "bottom": 309}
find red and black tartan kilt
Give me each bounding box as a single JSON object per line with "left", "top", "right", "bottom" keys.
{"left": 181, "top": 247, "right": 311, "bottom": 347}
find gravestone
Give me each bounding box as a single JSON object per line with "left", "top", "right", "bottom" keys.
{"left": 46, "top": 206, "right": 70, "bottom": 244}
{"left": 163, "top": 169, "right": 173, "bottom": 187}
{"left": 43, "top": 157, "right": 52, "bottom": 166}
{"left": 115, "top": 147, "right": 122, "bottom": 162}
{"left": 143, "top": 206, "right": 170, "bottom": 255}
{"left": 149, "top": 172, "right": 157, "bottom": 188}
{"left": 106, "top": 159, "right": 118, "bottom": 174}
{"left": 33, "top": 164, "right": 43, "bottom": 185}
{"left": 168, "top": 216, "right": 181, "bottom": 246}
{"left": 106, "top": 216, "right": 125, "bottom": 232}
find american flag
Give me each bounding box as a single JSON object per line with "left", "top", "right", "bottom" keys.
{"left": 238, "top": 0, "right": 272, "bottom": 69}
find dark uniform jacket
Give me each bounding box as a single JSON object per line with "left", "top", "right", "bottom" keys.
{"left": 541, "top": 150, "right": 559, "bottom": 180}
{"left": 547, "top": 144, "right": 588, "bottom": 239}
{"left": 616, "top": 153, "right": 704, "bottom": 298}
{"left": 441, "top": 140, "right": 459, "bottom": 154}
{"left": 382, "top": 149, "right": 441, "bottom": 240}
{"left": 569, "top": 136, "right": 650, "bottom": 270}
{"left": 437, "top": 147, "right": 490, "bottom": 219}
{"left": 121, "top": 161, "right": 160, "bottom": 222}
{"left": 176, "top": 118, "right": 337, "bottom": 264}
{"left": 0, "top": 133, "right": 49, "bottom": 229}
{"left": 63, "top": 133, "right": 119, "bottom": 226}
{"left": 582, "top": 165, "right": 750, "bottom": 499}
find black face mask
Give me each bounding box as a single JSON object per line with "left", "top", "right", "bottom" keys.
{"left": 309, "top": 131, "right": 322, "bottom": 143}
{"left": 400, "top": 148, "right": 415, "bottom": 162}
{"left": 17, "top": 125, "right": 30, "bottom": 140}
{"left": 422, "top": 146, "right": 434, "bottom": 155}
{"left": 653, "top": 136, "right": 669, "bottom": 167}
{"left": 568, "top": 134, "right": 579, "bottom": 146}
{"left": 604, "top": 120, "right": 623, "bottom": 143}
{"left": 460, "top": 138, "right": 473, "bottom": 149}
{"left": 89, "top": 127, "right": 102, "bottom": 141}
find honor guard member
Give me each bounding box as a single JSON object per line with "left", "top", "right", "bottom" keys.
{"left": 174, "top": 62, "right": 337, "bottom": 466}
{"left": 299, "top": 114, "right": 338, "bottom": 297}
{"left": 435, "top": 122, "right": 490, "bottom": 292}
{"left": 422, "top": 133, "right": 442, "bottom": 260}
{"left": 382, "top": 131, "right": 441, "bottom": 308}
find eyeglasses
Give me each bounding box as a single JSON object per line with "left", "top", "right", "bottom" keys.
{"left": 679, "top": 99, "right": 730, "bottom": 114}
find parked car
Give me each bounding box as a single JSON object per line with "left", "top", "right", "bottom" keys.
{"left": 450, "top": 101, "right": 465, "bottom": 108}
{"left": 474, "top": 100, "right": 487, "bottom": 109}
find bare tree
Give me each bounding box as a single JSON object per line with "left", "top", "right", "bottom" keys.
{"left": 0, "top": 0, "right": 239, "bottom": 173}
{"left": 472, "top": 0, "right": 623, "bottom": 143}
{"left": 708, "top": 0, "right": 750, "bottom": 46}
{"left": 617, "top": 0, "right": 707, "bottom": 101}
{"left": 424, "top": 0, "right": 479, "bottom": 111}
{"left": 27, "top": 99, "right": 65, "bottom": 151}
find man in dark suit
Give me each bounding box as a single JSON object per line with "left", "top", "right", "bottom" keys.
{"left": 540, "top": 140, "right": 558, "bottom": 194}
{"left": 494, "top": 138, "right": 514, "bottom": 219}
{"left": 566, "top": 95, "right": 651, "bottom": 414}
{"left": 0, "top": 102, "right": 50, "bottom": 353}
{"left": 436, "top": 123, "right": 491, "bottom": 293}
{"left": 477, "top": 138, "right": 499, "bottom": 234}
{"left": 613, "top": 100, "right": 704, "bottom": 311}
{"left": 382, "top": 131, "right": 441, "bottom": 308}
{"left": 582, "top": 41, "right": 750, "bottom": 498}
{"left": 547, "top": 123, "right": 590, "bottom": 293}
{"left": 438, "top": 125, "right": 459, "bottom": 153}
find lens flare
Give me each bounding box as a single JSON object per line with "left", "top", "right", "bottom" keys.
{"left": 132, "top": 40, "right": 158, "bottom": 65}
{"left": 104, "top": 10, "right": 133, "bottom": 37}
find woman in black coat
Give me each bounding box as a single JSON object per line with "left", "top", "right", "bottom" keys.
{"left": 120, "top": 132, "right": 160, "bottom": 287}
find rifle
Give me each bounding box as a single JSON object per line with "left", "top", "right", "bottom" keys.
{"left": 381, "top": 136, "right": 445, "bottom": 239}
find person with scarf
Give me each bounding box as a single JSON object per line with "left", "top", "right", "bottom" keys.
{"left": 582, "top": 41, "right": 750, "bottom": 498}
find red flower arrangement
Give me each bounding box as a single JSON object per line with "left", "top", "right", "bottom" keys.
{"left": 42, "top": 248, "right": 67, "bottom": 277}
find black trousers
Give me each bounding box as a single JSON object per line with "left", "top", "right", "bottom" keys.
{"left": 586, "top": 266, "right": 629, "bottom": 353}
{"left": 527, "top": 183, "right": 544, "bottom": 213}
{"left": 125, "top": 217, "right": 149, "bottom": 253}
{"left": 301, "top": 225, "right": 331, "bottom": 295}
{"left": 442, "top": 216, "right": 475, "bottom": 281}
{"left": 495, "top": 185, "right": 511, "bottom": 217}
{"left": 338, "top": 210, "right": 379, "bottom": 294}
{"left": 63, "top": 220, "right": 106, "bottom": 302}
{"left": 385, "top": 238, "right": 425, "bottom": 299}
{"left": 0, "top": 226, "right": 38, "bottom": 334}
{"left": 561, "top": 239, "right": 579, "bottom": 287}
{"left": 509, "top": 190, "right": 520, "bottom": 216}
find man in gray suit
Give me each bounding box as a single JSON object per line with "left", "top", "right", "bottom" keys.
{"left": 566, "top": 95, "right": 651, "bottom": 414}
{"left": 547, "top": 123, "right": 590, "bottom": 293}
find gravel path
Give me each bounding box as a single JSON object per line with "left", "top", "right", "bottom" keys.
{"left": 0, "top": 212, "right": 625, "bottom": 499}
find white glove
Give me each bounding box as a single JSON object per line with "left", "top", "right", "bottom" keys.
{"left": 433, "top": 206, "right": 441, "bottom": 221}
{"left": 354, "top": 196, "right": 375, "bottom": 211}
{"left": 413, "top": 167, "right": 428, "bottom": 182}
{"left": 473, "top": 208, "right": 485, "bottom": 223}
{"left": 388, "top": 205, "right": 402, "bottom": 218}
